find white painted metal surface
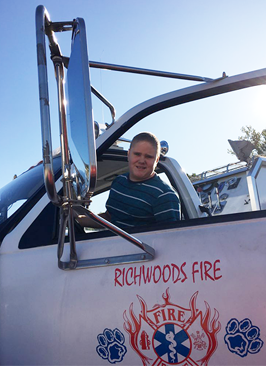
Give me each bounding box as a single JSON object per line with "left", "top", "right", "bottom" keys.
{"left": 1, "top": 212, "right": 265, "bottom": 365}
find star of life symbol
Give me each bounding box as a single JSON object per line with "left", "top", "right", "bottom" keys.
{"left": 123, "top": 289, "right": 220, "bottom": 366}
{"left": 154, "top": 323, "right": 191, "bottom": 364}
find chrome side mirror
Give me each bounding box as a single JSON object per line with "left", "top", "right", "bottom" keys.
{"left": 67, "top": 19, "right": 97, "bottom": 199}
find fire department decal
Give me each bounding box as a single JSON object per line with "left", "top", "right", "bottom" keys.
{"left": 123, "top": 289, "right": 220, "bottom": 366}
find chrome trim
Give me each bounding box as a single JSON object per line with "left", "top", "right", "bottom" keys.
{"left": 53, "top": 60, "right": 71, "bottom": 193}
{"left": 58, "top": 205, "right": 78, "bottom": 270}
{"left": 36, "top": 6, "right": 61, "bottom": 205}
{"left": 89, "top": 61, "right": 215, "bottom": 83}
{"left": 91, "top": 86, "right": 116, "bottom": 124}
{"left": 58, "top": 203, "right": 155, "bottom": 270}
{"left": 58, "top": 203, "right": 156, "bottom": 270}
{"left": 53, "top": 57, "right": 78, "bottom": 267}
{"left": 71, "top": 205, "right": 155, "bottom": 269}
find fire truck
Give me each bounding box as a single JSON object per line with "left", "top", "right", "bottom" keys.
{"left": 0, "top": 5, "right": 265, "bottom": 365}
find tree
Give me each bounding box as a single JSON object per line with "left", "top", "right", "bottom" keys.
{"left": 187, "top": 172, "right": 198, "bottom": 182}
{"left": 228, "top": 125, "right": 266, "bottom": 156}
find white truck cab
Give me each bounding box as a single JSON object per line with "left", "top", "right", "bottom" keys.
{"left": 0, "top": 5, "right": 266, "bottom": 366}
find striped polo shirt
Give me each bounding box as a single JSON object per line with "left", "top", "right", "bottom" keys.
{"left": 106, "top": 173, "right": 180, "bottom": 228}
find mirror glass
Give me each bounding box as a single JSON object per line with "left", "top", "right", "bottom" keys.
{"left": 66, "top": 18, "right": 97, "bottom": 199}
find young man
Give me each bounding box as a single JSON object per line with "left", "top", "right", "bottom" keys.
{"left": 78, "top": 132, "right": 181, "bottom": 228}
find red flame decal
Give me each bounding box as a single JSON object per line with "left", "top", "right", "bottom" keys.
{"left": 123, "top": 302, "right": 152, "bottom": 366}
{"left": 198, "top": 301, "right": 221, "bottom": 366}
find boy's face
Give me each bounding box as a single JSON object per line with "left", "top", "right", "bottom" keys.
{"left": 127, "top": 141, "right": 159, "bottom": 182}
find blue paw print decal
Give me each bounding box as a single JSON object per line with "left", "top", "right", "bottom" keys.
{"left": 224, "top": 318, "right": 263, "bottom": 357}
{"left": 96, "top": 328, "right": 127, "bottom": 363}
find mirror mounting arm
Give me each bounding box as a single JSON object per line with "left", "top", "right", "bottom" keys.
{"left": 70, "top": 205, "right": 155, "bottom": 269}
{"left": 57, "top": 203, "right": 155, "bottom": 270}
{"left": 58, "top": 203, "right": 78, "bottom": 270}
{"left": 91, "top": 86, "right": 116, "bottom": 125}
{"left": 36, "top": 5, "right": 61, "bottom": 205}
{"left": 53, "top": 54, "right": 80, "bottom": 270}
{"left": 52, "top": 56, "right": 73, "bottom": 199}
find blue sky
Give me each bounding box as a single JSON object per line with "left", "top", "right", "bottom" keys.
{"left": 1, "top": 0, "right": 266, "bottom": 189}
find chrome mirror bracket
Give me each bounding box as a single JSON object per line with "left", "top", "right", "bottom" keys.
{"left": 57, "top": 205, "right": 155, "bottom": 270}
{"left": 36, "top": 5, "right": 155, "bottom": 271}
{"left": 57, "top": 203, "right": 78, "bottom": 270}
{"left": 57, "top": 203, "right": 155, "bottom": 270}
